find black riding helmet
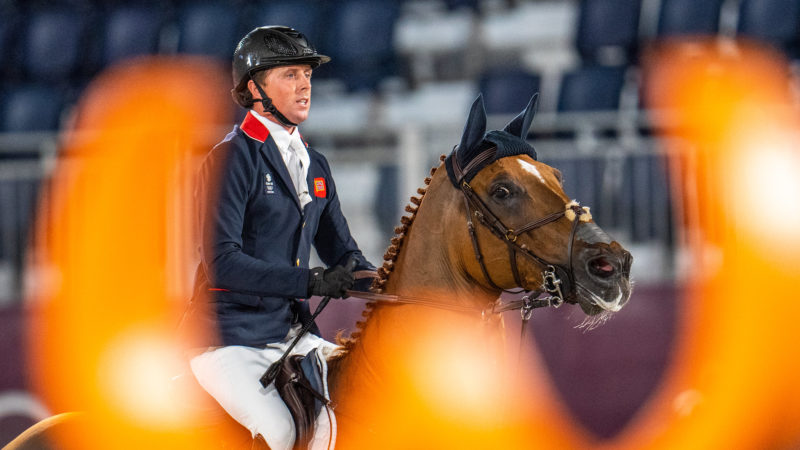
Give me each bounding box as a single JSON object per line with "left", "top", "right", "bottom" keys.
{"left": 232, "top": 26, "right": 330, "bottom": 127}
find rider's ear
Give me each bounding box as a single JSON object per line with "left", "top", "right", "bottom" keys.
{"left": 503, "top": 92, "right": 539, "bottom": 139}
{"left": 458, "top": 94, "right": 487, "bottom": 153}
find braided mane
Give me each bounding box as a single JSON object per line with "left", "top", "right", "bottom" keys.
{"left": 334, "top": 155, "right": 447, "bottom": 352}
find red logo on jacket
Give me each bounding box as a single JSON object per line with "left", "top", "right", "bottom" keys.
{"left": 314, "top": 178, "right": 327, "bottom": 198}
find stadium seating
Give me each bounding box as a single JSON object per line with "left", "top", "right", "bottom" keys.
{"left": 100, "top": 4, "right": 164, "bottom": 67}
{"left": 443, "top": 0, "right": 480, "bottom": 13}
{"left": 478, "top": 69, "right": 542, "bottom": 115}
{"left": 245, "top": 0, "right": 324, "bottom": 50}
{"left": 323, "top": 0, "right": 401, "bottom": 91}
{"left": 656, "top": 0, "right": 723, "bottom": 37}
{"left": 737, "top": 0, "right": 800, "bottom": 57}
{"left": 176, "top": 2, "right": 241, "bottom": 61}
{"left": 0, "top": 84, "right": 64, "bottom": 132}
{"left": 0, "top": 7, "right": 20, "bottom": 80}
{"left": 576, "top": 0, "right": 642, "bottom": 65}
{"left": 557, "top": 65, "right": 627, "bottom": 112}
{"left": 380, "top": 80, "right": 476, "bottom": 127}
{"left": 19, "top": 8, "right": 92, "bottom": 83}
{"left": 394, "top": 4, "right": 476, "bottom": 84}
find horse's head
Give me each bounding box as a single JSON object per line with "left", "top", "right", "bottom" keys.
{"left": 444, "top": 94, "right": 633, "bottom": 316}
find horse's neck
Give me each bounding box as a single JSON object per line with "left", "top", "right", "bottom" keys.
{"left": 329, "top": 170, "right": 503, "bottom": 419}
{"left": 384, "top": 171, "right": 496, "bottom": 302}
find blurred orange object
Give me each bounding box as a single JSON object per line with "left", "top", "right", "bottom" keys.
{"left": 600, "top": 40, "right": 800, "bottom": 449}
{"left": 25, "top": 57, "right": 232, "bottom": 449}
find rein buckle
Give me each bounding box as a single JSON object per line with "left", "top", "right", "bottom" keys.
{"left": 520, "top": 295, "right": 534, "bottom": 321}
{"left": 542, "top": 265, "right": 565, "bottom": 308}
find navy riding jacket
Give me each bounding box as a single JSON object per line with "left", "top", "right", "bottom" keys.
{"left": 188, "top": 112, "right": 374, "bottom": 348}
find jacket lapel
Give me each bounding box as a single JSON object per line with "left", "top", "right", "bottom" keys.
{"left": 240, "top": 113, "right": 302, "bottom": 212}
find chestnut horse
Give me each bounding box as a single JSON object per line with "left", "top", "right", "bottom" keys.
{"left": 325, "top": 93, "right": 633, "bottom": 449}
{"left": 6, "top": 94, "right": 632, "bottom": 449}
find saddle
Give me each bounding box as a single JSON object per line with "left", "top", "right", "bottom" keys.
{"left": 273, "top": 348, "right": 334, "bottom": 450}
{"left": 171, "top": 349, "right": 333, "bottom": 450}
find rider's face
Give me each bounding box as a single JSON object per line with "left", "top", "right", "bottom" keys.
{"left": 251, "top": 64, "right": 312, "bottom": 128}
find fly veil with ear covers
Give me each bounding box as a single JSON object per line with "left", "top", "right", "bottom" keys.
{"left": 444, "top": 93, "right": 590, "bottom": 303}
{"left": 444, "top": 93, "right": 538, "bottom": 186}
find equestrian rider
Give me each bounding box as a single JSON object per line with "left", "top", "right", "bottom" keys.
{"left": 186, "top": 26, "right": 376, "bottom": 450}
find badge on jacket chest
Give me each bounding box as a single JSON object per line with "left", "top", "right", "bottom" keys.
{"left": 264, "top": 172, "right": 275, "bottom": 194}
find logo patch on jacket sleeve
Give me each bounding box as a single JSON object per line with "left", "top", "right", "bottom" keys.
{"left": 313, "top": 177, "right": 327, "bottom": 198}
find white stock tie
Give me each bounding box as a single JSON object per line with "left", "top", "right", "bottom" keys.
{"left": 287, "top": 142, "right": 311, "bottom": 208}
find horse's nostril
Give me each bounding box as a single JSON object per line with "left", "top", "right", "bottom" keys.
{"left": 588, "top": 256, "right": 615, "bottom": 279}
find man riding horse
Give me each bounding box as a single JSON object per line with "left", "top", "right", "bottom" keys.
{"left": 184, "top": 25, "right": 376, "bottom": 450}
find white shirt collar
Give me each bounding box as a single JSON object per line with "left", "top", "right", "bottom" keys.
{"left": 249, "top": 110, "right": 312, "bottom": 207}
{"left": 250, "top": 110, "right": 306, "bottom": 151}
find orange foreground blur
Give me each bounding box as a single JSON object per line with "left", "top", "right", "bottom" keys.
{"left": 23, "top": 44, "right": 800, "bottom": 449}
{"left": 600, "top": 40, "right": 800, "bottom": 449}
{"left": 26, "top": 58, "right": 233, "bottom": 448}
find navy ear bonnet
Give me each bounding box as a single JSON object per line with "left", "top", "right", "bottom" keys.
{"left": 445, "top": 93, "right": 539, "bottom": 187}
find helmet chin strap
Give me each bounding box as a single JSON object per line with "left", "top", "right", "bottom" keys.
{"left": 251, "top": 75, "right": 298, "bottom": 128}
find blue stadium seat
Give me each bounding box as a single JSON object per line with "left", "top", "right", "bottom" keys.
{"left": 444, "top": 0, "right": 480, "bottom": 12}
{"left": 557, "top": 66, "right": 627, "bottom": 112}
{"left": 576, "top": 0, "right": 642, "bottom": 64}
{"left": 0, "top": 84, "right": 65, "bottom": 132}
{"left": 100, "top": 5, "right": 163, "bottom": 67}
{"left": 324, "top": 0, "right": 400, "bottom": 91}
{"left": 0, "top": 8, "right": 20, "bottom": 76}
{"left": 737, "top": 0, "right": 800, "bottom": 56}
{"left": 478, "top": 69, "right": 541, "bottom": 115}
{"left": 245, "top": 1, "right": 324, "bottom": 49}
{"left": 177, "top": 2, "right": 240, "bottom": 61}
{"left": 20, "top": 8, "right": 90, "bottom": 82}
{"left": 657, "top": 0, "right": 723, "bottom": 37}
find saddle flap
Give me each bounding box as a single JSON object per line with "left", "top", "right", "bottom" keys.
{"left": 299, "top": 348, "right": 326, "bottom": 415}
{"left": 275, "top": 348, "right": 333, "bottom": 449}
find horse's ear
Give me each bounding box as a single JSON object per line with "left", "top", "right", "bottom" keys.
{"left": 503, "top": 92, "right": 539, "bottom": 139}
{"left": 458, "top": 94, "right": 487, "bottom": 153}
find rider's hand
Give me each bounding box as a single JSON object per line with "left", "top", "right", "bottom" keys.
{"left": 308, "top": 264, "right": 354, "bottom": 298}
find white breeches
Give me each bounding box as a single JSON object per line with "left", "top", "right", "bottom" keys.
{"left": 190, "top": 327, "right": 338, "bottom": 450}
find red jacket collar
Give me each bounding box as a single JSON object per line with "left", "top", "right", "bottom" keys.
{"left": 240, "top": 112, "right": 270, "bottom": 143}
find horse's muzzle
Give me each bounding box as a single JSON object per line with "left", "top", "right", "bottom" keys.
{"left": 576, "top": 243, "right": 633, "bottom": 313}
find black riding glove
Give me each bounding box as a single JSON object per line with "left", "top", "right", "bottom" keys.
{"left": 308, "top": 264, "right": 354, "bottom": 298}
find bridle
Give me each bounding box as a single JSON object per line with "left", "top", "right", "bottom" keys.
{"left": 451, "top": 145, "right": 590, "bottom": 309}
{"left": 349, "top": 146, "right": 592, "bottom": 325}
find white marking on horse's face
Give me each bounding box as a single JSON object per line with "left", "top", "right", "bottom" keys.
{"left": 517, "top": 159, "right": 547, "bottom": 185}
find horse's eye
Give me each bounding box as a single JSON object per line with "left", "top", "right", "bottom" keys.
{"left": 492, "top": 185, "right": 512, "bottom": 200}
